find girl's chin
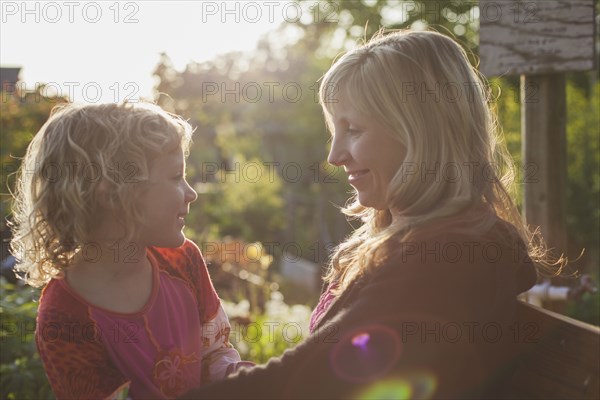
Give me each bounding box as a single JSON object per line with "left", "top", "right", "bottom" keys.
{"left": 148, "top": 233, "right": 186, "bottom": 249}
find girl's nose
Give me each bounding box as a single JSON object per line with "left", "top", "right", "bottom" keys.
{"left": 185, "top": 181, "right": 198, "bottom": 203}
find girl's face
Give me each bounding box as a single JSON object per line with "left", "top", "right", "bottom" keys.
{"left": 327, "top": 102, "right": 406, "bottom": 210}
{"left": 136, "top": 148, "right": 197, "bottom": 248}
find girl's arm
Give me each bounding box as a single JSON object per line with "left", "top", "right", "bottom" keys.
{"left": 199, "top": 303, "right": 255, "bottom": 383}
{"left": 168, "top": 240, "right": 255, "bottom": 382}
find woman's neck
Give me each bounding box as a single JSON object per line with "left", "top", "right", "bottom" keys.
{"left": 389, "top": 208, "right": 408, "bottom": 226}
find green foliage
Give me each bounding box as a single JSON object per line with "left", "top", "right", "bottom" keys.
{"left": 0, "top": 279, "right": 53, "bottom": 400}
{"left": 565, "top": 81, "right": 600, "bottom": 253}
{"left": 564, "top": 81, "right": 600, "bottom": 326}
{"left": 297, "top": 0, "right": 479, "bottom": 60}
{"left": 223, "top": 294, "right": 311, "bottom": 365}
{"left": 198, "top": 156, "right": 285, "bottom": 243}
{"left": 0, "top": 89, "right": 67, "bottom": 223}
{"left": 233, "top": 313, "right": 302, "bottom": 365}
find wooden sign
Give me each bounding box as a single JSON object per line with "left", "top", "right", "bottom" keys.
{"left": 479, "top": 0, "right": 596, "bottom": 77}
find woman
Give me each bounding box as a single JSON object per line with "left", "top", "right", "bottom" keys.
{"left": 181, "top": 29, "right": 558, "bottom": 399}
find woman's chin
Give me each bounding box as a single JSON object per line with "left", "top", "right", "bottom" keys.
{"left": 357, "top": 194, "right": 386, "bottom": 210}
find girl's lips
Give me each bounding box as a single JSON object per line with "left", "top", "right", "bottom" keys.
{"left": 177, "top": 213, "right": 188, "bottom": 223}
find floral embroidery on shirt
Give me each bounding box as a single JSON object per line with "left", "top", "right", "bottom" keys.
{"left": 153, "top": 348, "right": 199, "bottom": 398}
{"left": 216, "top": 326, "right": 232, "bottom": 348}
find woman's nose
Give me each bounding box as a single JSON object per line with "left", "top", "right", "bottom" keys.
{"left": 327, "top": 137, "right": 348, "bottom": 167}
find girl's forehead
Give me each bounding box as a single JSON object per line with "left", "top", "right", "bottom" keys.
{"left": 162, "top": 148, "right": 184, "bottom": 164}
{"left": 150, "top": 148, "right": 184, "bottom": 171}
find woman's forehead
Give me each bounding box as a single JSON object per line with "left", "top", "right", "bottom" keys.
{"left": 329, "top": 97, "right": 371, "bottom": 122}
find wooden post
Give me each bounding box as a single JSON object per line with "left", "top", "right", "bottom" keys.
{"left": 521, "top": 74, "right": 567, "bottom": 251}
{"left": 521, "top": 73, "right": 568, "bottom": 311}
{"left": 480, "top": 0, "right": 595, "bottom": 312}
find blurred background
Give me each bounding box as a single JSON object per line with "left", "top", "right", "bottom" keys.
{"left": 1, "top": 1, "right": 599, "bottom": 398}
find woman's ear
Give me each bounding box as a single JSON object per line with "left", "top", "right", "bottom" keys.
{"left": 95, "top": 179, "right": 117, "bottom": 211}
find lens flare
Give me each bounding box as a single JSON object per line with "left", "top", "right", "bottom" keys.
{"left": 330, "top": 325, "right": 402, "bottom": 383}
{"left": 356, "top": 371, "right": 437, "bottom": 400}
{"left": 357, "top": 380, "right": 412, "bottom": 399}
{"left": 352, "top": 332, "right": 370, "bottom": 350}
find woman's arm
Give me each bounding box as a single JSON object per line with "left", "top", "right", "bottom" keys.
{"left": 180, "top": 231, "right": 531, "bottom": 399}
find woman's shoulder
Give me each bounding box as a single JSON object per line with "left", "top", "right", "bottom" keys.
{"left": 396, "top": 214, "right": 530, "bottom": 261}
{"left": 382, "top": 215, "right": 537, "bottom": 292}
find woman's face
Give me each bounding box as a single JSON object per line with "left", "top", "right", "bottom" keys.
{"left": 327, "top": 101, "right": 407, "bottom": 210}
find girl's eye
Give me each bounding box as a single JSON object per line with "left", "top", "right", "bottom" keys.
{"left": 173, "top": 174, "right": 184, "bottom": 181}
{"left": 347, "top": 127, "right": 362, "bottom": 135}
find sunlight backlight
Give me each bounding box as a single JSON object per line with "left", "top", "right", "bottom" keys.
{"left": 1, "top": 1, "right": 296, "bottom": 103}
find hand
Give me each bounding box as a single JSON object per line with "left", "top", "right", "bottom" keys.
{"left": 225, "top": 361, "right": 256, "bottom": 376}
{"left": 567, "top": 274, "right": 598, "bottom": 301}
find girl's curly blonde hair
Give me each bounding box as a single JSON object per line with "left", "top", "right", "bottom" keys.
{"left": 10, "top": 102, "right": 193, "bottom": 287}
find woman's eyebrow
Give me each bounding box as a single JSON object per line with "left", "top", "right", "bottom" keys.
{"left": 333, "top": 116, "right": 349, "bottom": 125}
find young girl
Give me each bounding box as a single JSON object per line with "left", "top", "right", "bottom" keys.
{"left": 10, "top": 102, "right": 251, "bottom": 399}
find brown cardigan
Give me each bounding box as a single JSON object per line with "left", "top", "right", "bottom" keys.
{"left": 180, "top": 217, "right": 538, "bottom": 399}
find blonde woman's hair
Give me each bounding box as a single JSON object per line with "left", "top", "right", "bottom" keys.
{"left": 319, "top": 29, "right": 563, "bottom": 293}
{"left": 10, "top": 102, "right": 193, "bottom": 287}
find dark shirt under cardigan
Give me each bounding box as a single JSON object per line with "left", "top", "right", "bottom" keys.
{"left": 180, "top": 216, "right": 538, "bottom": 399}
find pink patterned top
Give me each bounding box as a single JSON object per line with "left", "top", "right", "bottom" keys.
{"left": 36, "top": 239, "right": 244, "bottom": 400}
{"left": 309, "top": 283, "right": 338, "bottom": 334}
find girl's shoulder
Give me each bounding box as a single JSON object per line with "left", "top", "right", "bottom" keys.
{"left": 38, "top": 278, "right": 88, "bottom": 313}
{"left": 37, "top": 278, "right": 95, "bottom": 333}
{"left": 148, "top": 238, "right": 205, "bottom": 276}
{"left": 148, "top": 239, "right": 221, "bottom": 322}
